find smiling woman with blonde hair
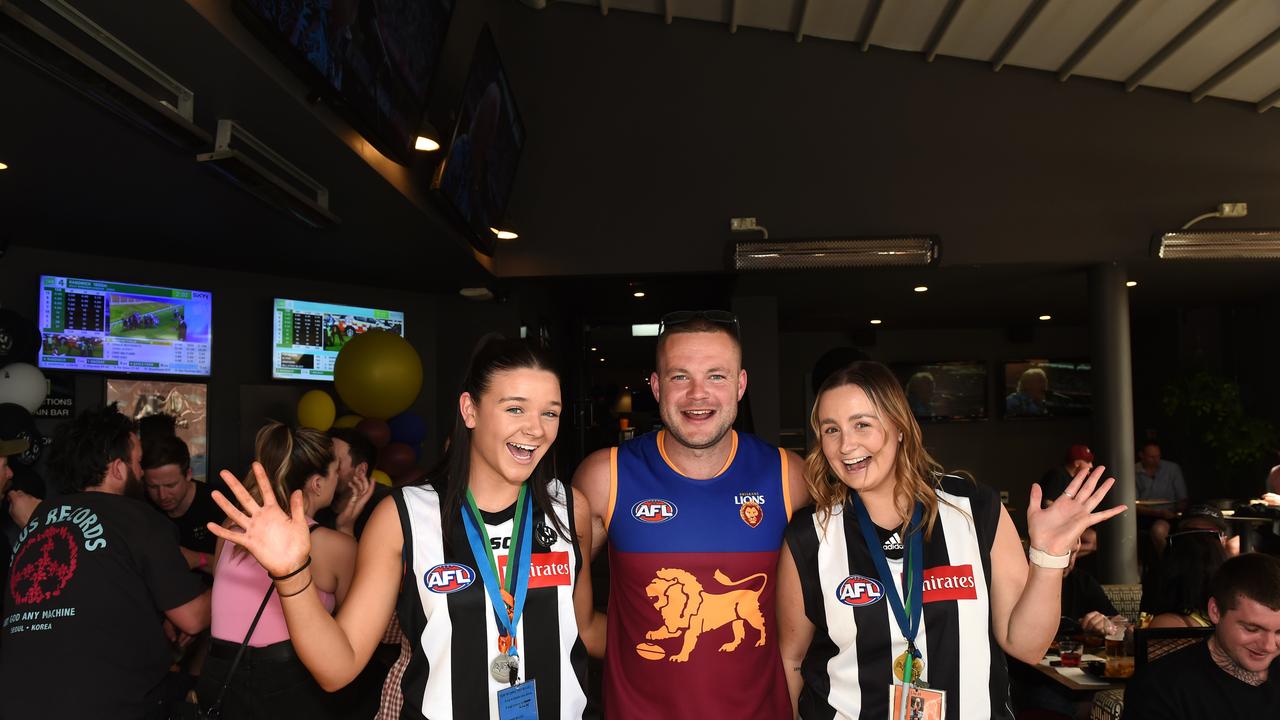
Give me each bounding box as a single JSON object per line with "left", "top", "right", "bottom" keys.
{"left": 777, "top": 361, "right": 1123, "bottom": 719}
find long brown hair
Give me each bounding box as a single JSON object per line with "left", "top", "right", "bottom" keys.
{"left": 805, "top": 361, "right": 949, "bottom": 539}
{"left": 243, "top": 421, "right": 334, "bottom": 510}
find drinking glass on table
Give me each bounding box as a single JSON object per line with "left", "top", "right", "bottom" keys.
{"left": 1058, "top": 639, "right": 1083, "bottom": 668}
{"left": 1104, "top": 620, "right": 1134, "bottom": 678}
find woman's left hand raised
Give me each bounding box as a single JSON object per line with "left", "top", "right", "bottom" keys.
{"left": 1026, "top": 465, "right": 1126, "bottom": 556}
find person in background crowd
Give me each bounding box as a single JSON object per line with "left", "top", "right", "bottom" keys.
{"left": 0, "top": 405, "right": 210, "bottom": 720}
{"left": 315, "top": 426, "right": 387, "bottom": 540}
{"left": 1135, "top": 441, "right": 1188, "bottom": 554}
{"left": 1263, "top": 462, "right": 1280, "bottom": 506}
{"left": 778, "top": 361, "right": 1124, "bottom": 719}
{"left": 1124, "top": 553, "right": 1280, "bottom": 719}
{"left": 1041, "top": 444, "right": 1095, "bottom": 503}
{"left": 1178, "top": 504, "right": 1240, "bottom": 557}
{"left": 1143, "top": 520, "right": 1228, "bottom": 629}
{"left": 197, "top": 422, "right": 356, "bottom": 719}
{"left": 576, "top": 310, "right": 810, "bottom": 720}
{"left": 143, "top": 434, "right": 224, "bottom": 575}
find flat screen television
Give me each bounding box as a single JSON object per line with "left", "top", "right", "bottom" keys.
{"left": 272, "top": 298, "right": 404, "bottom": 380}
{"left": 37, "top": 276, "right": 213, "bottom": 376}
{"left": 434, "top": 25, "right": 525, "bottom": 255}
{"left": 235, "top": 0, "right": 455, "bottom": 163}
{"left": 892, "top": 361, "right": 988, "bottom": 422}
{"left": 1003, "top": 360, "right": 1092, "bottom": 418}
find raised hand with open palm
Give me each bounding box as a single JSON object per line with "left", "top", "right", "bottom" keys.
{"left": 206, "top": 461, "right": 312, "bottom": 578}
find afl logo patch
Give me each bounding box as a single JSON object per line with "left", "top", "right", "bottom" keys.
{"left": 424, "top": 563, "right": 475, "bottom": 594}
{"left": 632, "top": 498, "right": 678, "bottom": 524}
{"left": 836, "top": 575, "right": 884, "bottom": 607}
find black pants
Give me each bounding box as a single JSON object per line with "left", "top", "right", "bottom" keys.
{"left": 195, "top": 639, "right": 336, "bottom": 720}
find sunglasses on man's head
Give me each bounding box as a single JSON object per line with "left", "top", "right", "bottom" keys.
{"left": 658, "top": 310, "right": 740, "bottom": 336}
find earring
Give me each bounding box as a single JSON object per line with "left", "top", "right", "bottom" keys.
{"left": 899, "top": 432, "right": 904, "bottom": 442}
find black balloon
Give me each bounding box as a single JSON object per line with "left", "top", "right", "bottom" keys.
{"left": 0, "top": 402, "right": 43, "bottom": 466}
{"left": 0, "top": 308, "right": 41, "bottom": 365}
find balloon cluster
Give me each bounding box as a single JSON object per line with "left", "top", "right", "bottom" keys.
{"left": 295, "top": 331, "right": 427, "bottom": 487}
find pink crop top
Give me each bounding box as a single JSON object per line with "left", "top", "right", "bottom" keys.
{"left": 211, "top": 530, "right": 336, "bottom": 647}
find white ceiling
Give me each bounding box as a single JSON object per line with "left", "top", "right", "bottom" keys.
{"left": 553, "top": 0, "right": 1280, "bottom": 110}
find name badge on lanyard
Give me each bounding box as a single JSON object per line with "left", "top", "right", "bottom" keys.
{"left": 846, "top": 494, "right": 948, "bottom": 720}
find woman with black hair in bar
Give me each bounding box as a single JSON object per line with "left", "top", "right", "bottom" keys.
{"left": 209, "top": 337, "right": 605, "bottom": 719}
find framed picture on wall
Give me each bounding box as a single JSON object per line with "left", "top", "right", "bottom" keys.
{"left": 1002, "top": 360, "right": 1091, "bottom": 418}
{"left": 106, "top": 379, "right": 209, "bottom": 481}
{"left": 891, "top": 361, "right": 988, "bottom": 422}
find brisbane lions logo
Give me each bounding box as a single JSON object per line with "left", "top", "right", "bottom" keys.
{"left": 636, "top": 568, "right": 768, "bottom": 663}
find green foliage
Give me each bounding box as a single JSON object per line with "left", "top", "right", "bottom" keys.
{"left": 1163, "top": 370, "right": 1276, "bottom": 470}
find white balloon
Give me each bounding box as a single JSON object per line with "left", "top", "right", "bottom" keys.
{"left": 0, "top": 363, "right": 48, "bottom": 414}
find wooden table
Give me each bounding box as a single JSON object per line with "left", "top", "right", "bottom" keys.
{"left": 1033, "top": 655, "right": 1124, "bottom": 694}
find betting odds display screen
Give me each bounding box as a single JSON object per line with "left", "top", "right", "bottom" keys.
{"left": 37, "top": 275, "right": 213, "bottom": 376}
{"left": 272, "top": 298, "right": 404, "bottom": 380}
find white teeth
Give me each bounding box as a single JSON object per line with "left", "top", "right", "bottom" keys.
{"left": 510, "top": 443, "right": 537, "bottom": 451}
{"left": 843, "top": 456, "right": 870, "bottom": 466}
{"left": 686, "top": 410, "right": 712, "bottom": 416}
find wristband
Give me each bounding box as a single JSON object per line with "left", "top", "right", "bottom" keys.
{"left": 197, "top": 553, "right": 208, "bottom": 569}
{"left": 1029, "top": 547, "right": 1071, "bottom": 569}
{"left": 268, "top": 556, "right": 312, "bottom": 582}
{"left": 278, "top": 576, "right": 313, "bottom": 598}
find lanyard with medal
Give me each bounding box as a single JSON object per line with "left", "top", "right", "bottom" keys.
{"left": 849, "top": 494, "right": 945, "bottom": 720}
{"left": 461, "top": 486, "right": 540, "bottom": 719}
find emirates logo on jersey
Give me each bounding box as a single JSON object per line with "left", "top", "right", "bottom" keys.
{"left": 498, "top": 551, "right": 572, "bottom": 588}
{"left": 835, "top": 575, "right": 884, "bottom": 607}
{"left": 632, "top": 499, "right": 678, "bottom": 524}
{"left": 424, "top": 563, "right": 475, "bottom": 594}
{"left": 921, "top": 564, "right": 978, "bottom": 604}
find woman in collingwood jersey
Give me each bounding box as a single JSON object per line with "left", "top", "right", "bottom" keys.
{"left": 777, "top": 361, "right": 1124, "bottom": 720}
{"left": 207, "top": 337, "right": 605, "bottom": 719}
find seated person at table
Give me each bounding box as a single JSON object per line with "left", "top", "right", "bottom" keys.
{"left": 1123, "top": 553, "right": 1280, "bottom": 719}
{"left": 1135, "top": 442, "right": 1188, "bottom": 553}
{"left": 1263, "top": 463, "right": 1280, "bottom": 506}
{"left": 1142, "top": 525, "right": 1227, "bottom": 628}
{"left": 1041, "top": 444, "right": 1094, "bottom": 504}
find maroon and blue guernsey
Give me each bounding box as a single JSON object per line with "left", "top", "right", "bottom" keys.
{"left": 604, "top": 430, "right": 793, "bottom": 719}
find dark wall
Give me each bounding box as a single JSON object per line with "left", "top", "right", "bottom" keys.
{"left": 778, "top": 324, "right": 1094, "bottom": 526}
{"left": 0, "top": 245, "right": 442, "bottom": 484}
{"left": 487, "top": 5, "right": 1280, "bottom": 277}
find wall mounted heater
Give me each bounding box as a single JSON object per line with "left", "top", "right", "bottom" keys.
{"left": 197, "top": 119, "right": 339, "bottom": 229}
{"left": 0, "top": 0, "right": 209, "bottom": 148}
{"left": 1154, "top": 230, "right": 1280, "bottom": 260}
{"left": 732, "top": 236, "right": 940, "bottom": 271}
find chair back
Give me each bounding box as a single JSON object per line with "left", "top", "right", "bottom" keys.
{"left": 1134, "top": 626, "right": 1214, "bottom": 670}
{"left": 1101, "top": 583, "right": 1141, "bottom": 623}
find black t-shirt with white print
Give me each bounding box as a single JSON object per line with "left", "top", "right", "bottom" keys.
{"left": 1, "top": 492, "right": 206, "bottom": 719}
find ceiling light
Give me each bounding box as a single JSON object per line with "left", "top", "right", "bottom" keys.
{"left": 633, "top": 291, "right": 646, "bottom": 298}
{"left": 599, "top": 358, "right": 605, "bottom": 362}
{"left": 913, "top": 286, "right": 928, "bottom": 293}
{"left": 869, "top": 319, "right": 883, "bottom": 325}
{"left": 1039, "top": 315, "right": 1052, "bottom": 321}
{"left": 631, "top": 324, "right": 660, "bottom": 337}
{"left": 490, "top": 227, "right": 519, "bottom": 241}
{"left": 590, "top": 347, "right": 597, "bottom": 351}
{"left": 0, "top": 162, "right": 8, "bottom": 171}
{"left": 1155, "top": 230, "right": 1280, "bottom": 260}
{"left": 459, "top": 287, "right": 495, "bottom": 301}
{"left": 1125, "top": 280, "right": 1138, "bottom": 287}
{"left": 414, "top": 136, "right": 441, "bottom": 152}
{"left": 733, "top": 236, "right": 939, "bottom": 270}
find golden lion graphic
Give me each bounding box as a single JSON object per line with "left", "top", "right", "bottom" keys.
{"left": 640, "top": 568, "right": 768, "bottom": 662}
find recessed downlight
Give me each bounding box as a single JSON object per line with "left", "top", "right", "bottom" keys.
{"left": 1038, "top": 315, "right": 1052, "bottom": 321}
{"left": 869, "top": 319, "right": 883, "bottom": 325}
{"left": 1125, "top": 280, "right": 1138, "bottom": 287}
{"left": 633, "top": 291, "right": 646, "bottom": 298}
{"left": 913, "top": 286, "right": 928, "bottom": 293}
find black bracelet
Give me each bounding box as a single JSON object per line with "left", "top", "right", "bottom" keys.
{"left": 268, "top": 556, "right": 312, "bottom": 582}
{"left": 278, "top": 576, "right": 313, "bottom": 599}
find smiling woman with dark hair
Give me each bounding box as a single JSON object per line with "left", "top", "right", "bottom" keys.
{"left": 206, "top": 337, "right": 605, "bottom": 719}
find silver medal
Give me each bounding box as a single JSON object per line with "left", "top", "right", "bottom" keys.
{"left": 490, "top": 654, "right": 518, "bottom": 683}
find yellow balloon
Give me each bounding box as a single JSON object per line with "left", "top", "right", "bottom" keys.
{"left": 334, "top": 331, "right": 423, "bottom": 420}
{"left": 297, "top": 389, "right": 336, "bottom": 431}
{"left": 333, "top": 414, "right": 362, "bottom": 429}
{"left": 371, "top": 469, "right": 392, "bottom": 487}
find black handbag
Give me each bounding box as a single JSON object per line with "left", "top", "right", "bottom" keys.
{"left": 175, "top": 585, "right": 275, "bottom": 720}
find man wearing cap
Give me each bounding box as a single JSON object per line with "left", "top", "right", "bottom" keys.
{"left": 0, "top": 421, "right": 40, "bottom": 529}
{"left": 1180, "top": 504, "right": 1241, "bottom": 557}
{"left": 1040, "top": 444, "right": 1094, "bottom": 505}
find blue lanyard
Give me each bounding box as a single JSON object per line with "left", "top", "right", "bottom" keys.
{"left": 460, "top": 488, "right": 534, "bottom": 659}
{"left": 849, "top": 494, "right": 924, "bottom": 651}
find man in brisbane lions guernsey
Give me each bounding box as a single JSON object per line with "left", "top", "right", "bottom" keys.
{"left": 577, "top": 311, "right": 809, "bottom": 719}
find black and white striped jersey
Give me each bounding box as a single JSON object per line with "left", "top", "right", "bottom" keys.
{"left": 392, "top": 480, "right": 590, "bottom": 719}
{"left": 785, "top": 475, "right": 1013, "bottom": 720}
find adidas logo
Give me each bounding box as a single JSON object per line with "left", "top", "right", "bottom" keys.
{"left": 882, "top": 533, "right": 903, "bottom": 552}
